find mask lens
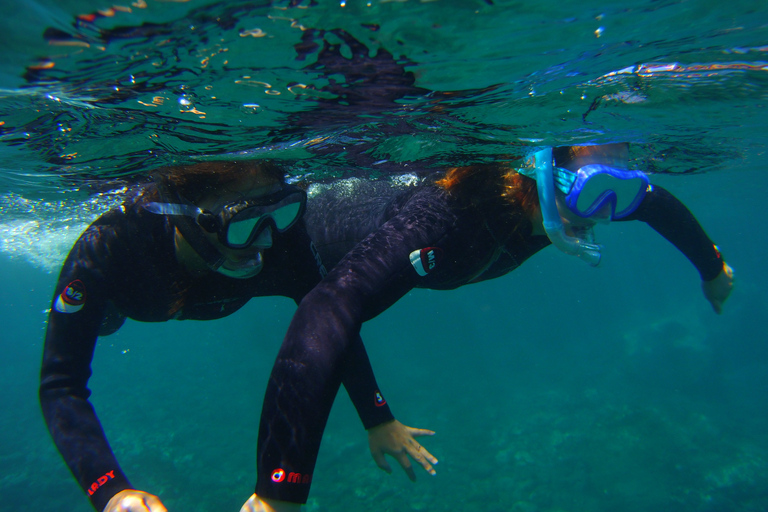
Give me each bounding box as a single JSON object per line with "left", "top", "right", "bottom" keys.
{"left": 271, "top": 200, "right": 303, "bottom": 231}
{"left": 572, "top": 166, "right": 648, "bottom": 219}
{"left": 612, "top": 176, "right": 647, "bottom": 215}
{"left": 223, "top": 191, "right": 305, "bottom": 247}
{"left": 575, "top": 172, "right": 616, "bottom": 215}
{"left": 227, "top": 211, "right": 266, "bottom": 247}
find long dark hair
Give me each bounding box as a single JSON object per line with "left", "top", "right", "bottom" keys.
{"left": 149, "top": 160, "right": 287, "bottom": 203}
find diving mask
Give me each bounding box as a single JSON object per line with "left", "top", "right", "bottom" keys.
{"left": 147, "top": 186, "right": 306, "bottom": 250}
{"left": 520, "top": 147, "right": 651, "bottom": 265}
{"left": 145, "top": 185, "right": 306, "bottom": 279}
{"left": 558, "top": 164, "right": 650, "bottom": 220}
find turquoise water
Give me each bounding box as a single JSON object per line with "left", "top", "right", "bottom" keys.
{"left": 1, "top": 1, "right": 768, "bottom": 511}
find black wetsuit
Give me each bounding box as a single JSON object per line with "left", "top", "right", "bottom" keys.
{"left": 255, "top": 179, "right": 725, "bottom": 503}
{"left": 41, "top": 176, "right": 724, "bottom": 509}
{"left": 39, "top": 186, "right": 395, "bottom": 512}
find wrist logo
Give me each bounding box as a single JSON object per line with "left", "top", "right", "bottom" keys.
{"left": 271, "top": 468, "right": 312, "bottom": 484}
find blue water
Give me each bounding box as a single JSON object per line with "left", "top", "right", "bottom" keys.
{"left": 1, "top": 1, "right": 768, "bottom": 511}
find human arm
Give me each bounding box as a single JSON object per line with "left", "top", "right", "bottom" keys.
{"left": 339, "top": 334, "right": 439, "bottom": 478}
{"left": 256, "top": 187, "right": 457, "bottom": 503}
{"left": 289, "top": 226, "right": 435, "bottom": 478}
{"left": 622, "top": 184, "right": 732, "bottom": 312}
{"left": 39, "top": 215, "right": 162, "bottom": 511}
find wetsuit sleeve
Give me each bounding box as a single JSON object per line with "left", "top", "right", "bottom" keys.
{"left": 620, "top": 184, "right": 724, "bottom": 281}
{"left": 341, "top": 335, "right": 394, "bottom": 430}
{"left": 39, "top": 216, "right": 132, "bottom": 511}
{"left": 293, "top": 235, "right": 394, "bottom": 430}
{"left": 256, "top": 188, "right": 457, "bottom": 504}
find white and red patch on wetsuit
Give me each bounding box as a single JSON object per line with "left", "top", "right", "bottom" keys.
{"left": 409, "top": 247, "right": 443, "bottom": 276}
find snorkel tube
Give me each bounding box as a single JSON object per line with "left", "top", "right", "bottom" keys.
{"left": 532, "top": 148, "right": 602, "bottom": 266}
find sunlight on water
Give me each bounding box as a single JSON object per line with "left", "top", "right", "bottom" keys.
{"left": 0, "top": 190, "right": 124, "bottom": 270}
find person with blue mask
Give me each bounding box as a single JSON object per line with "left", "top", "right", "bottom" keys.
{"left": 39, "top": 160, "right": 438, "bottom": 512}
{"left": 524, "top": 143, "right": 732, "bottom": 312}
{"left": 248, "top": 143, "right": 733, "bottom": 512}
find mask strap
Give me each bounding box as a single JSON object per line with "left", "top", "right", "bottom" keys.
{"left": 171, "top": 214, "right": 227, "bottom": 271}
{"left": 144, "top": 202, "right": 201, "bottom": 217}
{"left": 144, "top": 200, "right": 226, "bottom": 271}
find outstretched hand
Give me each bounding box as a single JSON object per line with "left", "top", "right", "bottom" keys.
{"left": 368, "top": 419, "right": 438, "bottom": 481}
{"left": 702, "top": 262, "right": 734, "bottom": 314}
{"left": 103, "top": 489, "right": 167, "bottom": 512}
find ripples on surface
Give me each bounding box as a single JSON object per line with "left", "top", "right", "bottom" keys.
{"left": 1, "top": 0, "right": 767, "bottom": 268}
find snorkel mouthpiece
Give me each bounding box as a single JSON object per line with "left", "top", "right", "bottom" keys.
{"left": 532, "top": 148, "right": 601, "bottom": 266}
{"left": 215, "top": 251, "right": 264, "bottom": 279}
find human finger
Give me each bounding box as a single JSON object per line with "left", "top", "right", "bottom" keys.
{"left": 394, "top": 451, "right": 417, "bottom": 482}
{"left": 405, "top": 427, "right": 435, "bottom": 438}
{"left": 372, "top": 449, "right": 393, "bottom": 474}
{"left": 412, "top": 442, "right": 439, "bottom": 469}
{"left": 405, "top": 428, "right": 438, "bottom": 465}
{"left": 142, "top": 494, "right": 167, "bottom": 512}
{"left": 405, "top": 441, "right": 438, "bottom": 475}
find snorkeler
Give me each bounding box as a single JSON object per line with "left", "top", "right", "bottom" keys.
{"left": 246, "top": 143, "right": 733, "bottom": 511}
{"left": 39, "top": 160, "right": 438, "bottom": 512}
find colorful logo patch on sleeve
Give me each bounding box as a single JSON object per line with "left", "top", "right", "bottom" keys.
{"left": 409, "top": 247, "right": 443, "bottom": 276}
{"left": 55, "top": 280, "right": 86, "bottom": 313}
{"left": 374, "top": 390, "right": 387, "bottom": 407}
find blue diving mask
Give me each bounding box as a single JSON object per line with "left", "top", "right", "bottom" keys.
{"left": 520, "top": 148, "right": 651, "bottom": 265}
{"left": 558, "top": 164, "right": 650, "bottom": 220}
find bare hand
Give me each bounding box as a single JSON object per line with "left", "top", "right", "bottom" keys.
{"left": 240, "top": 493, "right": 301, "bottom": 512}
{"left": 103, "top": 489, "right": 167, "bottom": 512}
{"left": 367, "top": 419, "right": 438, "bottom": 481}
{"left": 702, "top": 262, "right": 734, "bottom": 314}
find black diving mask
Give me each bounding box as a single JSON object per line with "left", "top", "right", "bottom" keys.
{"left": 146, "top": 186, "right": 307, "bottom": 250}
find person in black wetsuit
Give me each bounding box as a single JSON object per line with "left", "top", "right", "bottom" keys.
{"left": 39, "top": 160, "right": 438, "bottom": 512}
{"left": 247, "top": 143, "right": 734, "bottom": 511}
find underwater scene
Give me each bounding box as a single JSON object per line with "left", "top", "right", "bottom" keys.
{"left": 1, "top": 0, "right": 767, "bottom": 511}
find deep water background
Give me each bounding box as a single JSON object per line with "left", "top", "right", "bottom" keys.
{"left": 1, "top": 0, "right": 768, "bottom": 510}
{"left": 2, "top": 169, "right": 767, "bottom": 512}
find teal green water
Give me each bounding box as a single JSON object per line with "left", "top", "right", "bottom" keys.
{"left": 1, "top": 1, "right": 768, "bottom": 511}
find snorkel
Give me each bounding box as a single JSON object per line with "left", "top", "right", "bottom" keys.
{"left": 531, "top": 148, "right": 602, "bottom": 266}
